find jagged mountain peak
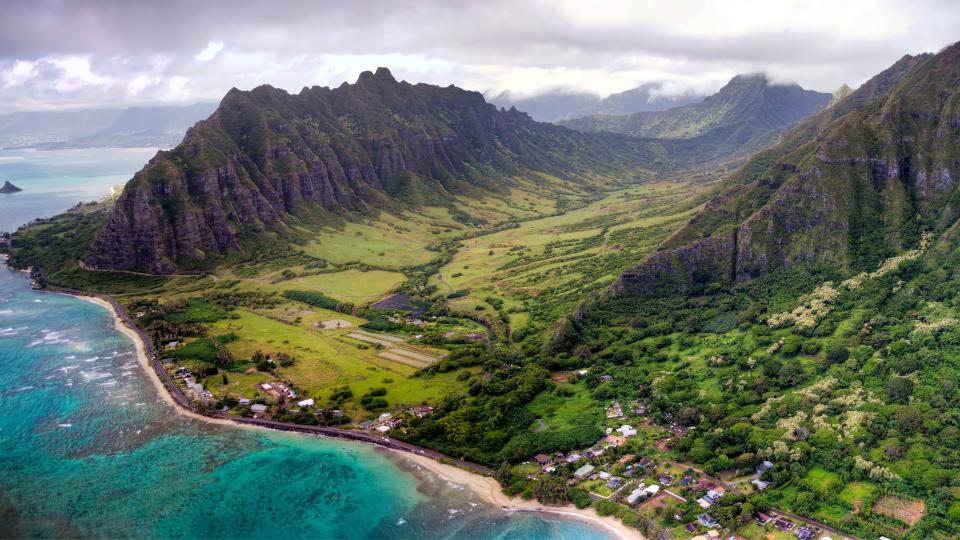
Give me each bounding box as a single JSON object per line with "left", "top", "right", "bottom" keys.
{"left": 83, "top": 72, "right": 666, "bottom": 274}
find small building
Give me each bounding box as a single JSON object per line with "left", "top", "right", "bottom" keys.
{"left": 637, "top": 457, "right": 653, "bottom": 468}
{"left": 697, "top": 513, "right": 718, "bottom": 528}
{"left": 534, "top": 454, "right": 552, "bottom": 466}
{"left": 643, "top": 484, "right": 660, "bottom": 497}
{"left": 164, "top": 341, "right": 181, "bottom": 350}
{"left": 697, "top": 498, "right": 711, "bottom": 509}
{"left": 238, "top": 398, "right": 252, "bottom": 406}
{"left": 573, "top": 464, "right": 595, "bottom": 479}
{"left": 774, "top": 517, "right": 795, "bottom": 531}
{"left": 618, "top": 454, "right": 636, "bottom": 465}
{"left": 566, "top": 453, "right": 583, "bottom": 463}
{"left": 706, "top": 486, "right": 726, "bottom": 500}
{"left": 598, "top": 471, "right": 612, "bottom": 480}
{"left": 626, "top": 484, "right": 647, "bottom": 505}
{"left": 755, "top": 512, "right": 772, "bottom": 526}
{"left": 684, "top": 523, "right": 697, "bottom": 533}
{"left": 376, "top": 425, "right": 390, "bottom": 433}
{"left": 606, "top": 477, "right": 623, "bottom": 490}
{"left": 599, "top": 375, "right": 614, "bottom": 383}
{"left": 757, "top": 460, "right": 774, "bottom": 473}
{"left": 795, "top": 526, "right": 815, "bottom": 540}
{"left": 680, "top": 475, "right": 694, "bottom": 486}
{"left": 297, "top": 398, "right": 315, "bottom": 408}
{"left": 616, "top": 424, "right": 637, "bottom": 437}
{"left": 250, "top": 404, "right": 268, "bottom": 414}
{"left": 751, "top": 479, "right": 771, "bottom": 491}
{"left": 659, "top": 473, "right": 675, "bottom": 486}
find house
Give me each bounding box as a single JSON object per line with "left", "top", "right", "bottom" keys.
{"left": 681, "top": 475, "right": 694, "bottom": 486}
{"left": 706, "top": 486, "right": 726, "bottom": 500}
{"left": 566, "top": 453, "right": 583, "bottom": 463}
{"left": 637, "top": 457, "right": 653, "bottom": 468}
{"left": 795, "top": 526, "right": 815, "bottom": 540}
{"left": 297, "top": 398, "right": 315, "bottom": 408}
{"left": 534, "top": 454, "right": 552, "bottom": 466}
{"left": 376, "top": 425, "right": 390, "bottom": 433}
{"left": 774, "top": 517, "right": 795, "bottom": 531}
{"left": 599, "top": 471, "right": 612, "bottom": 480}
{"left": 706, "top": 531, "right": 720, "bottom": 540}
{"left": 359, "top": 420, "right": 375, "bottom": 429}
{"left": 756, "top": 460, "right": 774, "bottom": 473}
{"left": 543, "top": 466, "right": 556, "bottom": 473}
{"left": 164, "top": 341, "right": 181, "bottom": 350}
{"left": 407, "top": 405, "right": 434, "bottom": 418}
{"left": 626, "top": 484, "right": 648, "bottom": 505}
{"left": 684, "top": 523, "right": 697, "bottom": 533}
{"left": 755, "top": 512, "right": 773, "bottom": 526}
{"left": 260, "top": 383, "right": 273, "bottom": 391}
{"left": 238, "top": 398, "right": 252, "bottom": 406}
{"left": 697, "top": 498, "right": 712, "bottom": 509}
{"left": 659, "top": 473, "right": 675, "bottom": 486}
{"left": 616, "top": 424, "right": 637, "bottom": 437}
{"left": 697, "top": 513, "right": 718, "bottom": 527}
{"left": 574, "top": 464, "right": 595, "bottom": 479}
{"left": 692, "top": 479, "right": 713, "bottom": 491}
{"left": 643, "top": 485, "right": 660, "bottom": 497}
{"left": 751, "top": 479, "right": 771, "bottom": 491}
{"left": 599, "top": 375, "right": 614, "bottom": 382}
{"left": 618, "top": 454, "right": 636, "bottom": 465}
{"left": 606, "top": 477, "right": 623, "bottom": 490}
{"left": 250, "top": 403, "right": 268, "bottom": 415}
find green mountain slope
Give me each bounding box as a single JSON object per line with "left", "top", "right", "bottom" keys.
{"left": 560, "top": 74, "right": 832, "bottom": 162}
{"left": 82, "top": 68, "right": 674, "bottom": 274}
{"left": 611, "top": 51, "right": 939, "bottom": 296}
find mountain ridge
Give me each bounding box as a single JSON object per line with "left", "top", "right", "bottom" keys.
{"left": 84, "top": 68, "right": 671, "bottom": 274}
{"left": 609, "top": 49, "right": 947, "bottom": 297}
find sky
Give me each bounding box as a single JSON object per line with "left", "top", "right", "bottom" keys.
{"left": 1, "top": 0, "right": 958, "bottom": 112}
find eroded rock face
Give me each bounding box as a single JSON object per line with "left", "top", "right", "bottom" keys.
{"left": 86, "top": 68, "right": 663, "bottom": 273}
{"left": 609, "top": 45, "right": 960, "bottom": 298}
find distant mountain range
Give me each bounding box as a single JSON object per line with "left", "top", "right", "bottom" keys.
{"left": 488, "top": 82, "right": 704, "bottom": 122}
{"left": 560, "top": 74, "right": 833, "bottom": 161}
{"left": 0, "top": 102, "right": 218, "bottom": 149}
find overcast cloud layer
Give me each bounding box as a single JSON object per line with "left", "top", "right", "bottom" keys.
{"left": 1, "top": 0, "right": 958, "bottom": 112}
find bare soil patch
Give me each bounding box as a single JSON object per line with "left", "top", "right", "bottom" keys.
{"left": 873, "top": 495, "right": 925, "bottom": 526}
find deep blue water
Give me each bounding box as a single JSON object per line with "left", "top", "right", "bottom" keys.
{"left": 0, "top": 149, "right": 611, "bottom": 539}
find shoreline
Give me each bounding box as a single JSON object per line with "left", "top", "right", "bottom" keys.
{"left": 74, "top": 293, "right": 644, "bottom": 540}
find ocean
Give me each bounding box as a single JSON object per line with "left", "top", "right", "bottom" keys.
{"left": 0, "top": 148, "right": 612, "bottom": 539}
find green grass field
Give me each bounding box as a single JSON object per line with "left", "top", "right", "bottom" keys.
{"left": 206, "top": 309, "right": 465, "bottom": 416}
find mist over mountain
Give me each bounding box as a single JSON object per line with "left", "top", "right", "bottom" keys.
{"left": 489, "top": 82, "right": 705, "bottom": 122}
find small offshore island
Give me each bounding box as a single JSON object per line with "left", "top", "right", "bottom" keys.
{"left": 0, "top": 180, "right": 23, "bottom": 193}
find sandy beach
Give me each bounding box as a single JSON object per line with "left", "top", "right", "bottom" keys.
{"left": 78, "top": 293, "right": 644, "bottom": 540}
{"left": 400, "top": 451, "right": 644, "bottom": 540}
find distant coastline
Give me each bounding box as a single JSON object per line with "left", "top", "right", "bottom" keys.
{"left": 69, "top": 289, "right": 643, "bottom": 540}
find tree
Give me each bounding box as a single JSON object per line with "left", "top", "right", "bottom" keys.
{"left": 886, "top": 376, "right": 914, "bottom": 403}
{"left": 795, "top": 491, "right": 816, "bottom": 514}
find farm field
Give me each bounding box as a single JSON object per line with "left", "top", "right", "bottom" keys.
{"left": 204, "top": 309, "right": 463, "bottom": 412}
{"left": 429, "top": 180, "right": 710, "bottom": 333}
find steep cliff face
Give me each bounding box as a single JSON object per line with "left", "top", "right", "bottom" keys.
{"left": 611, "top": 46, "right": 957, "bottom": 297}
{"left": 86, "top": 68, "right": 665, "bottom": 274}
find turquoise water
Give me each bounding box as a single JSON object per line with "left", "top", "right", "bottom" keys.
{"left": 0, "top": 147, "right": 158, "bottom": 232}
{"left": 0, "top": 149, "right": 611, "bottom": 539}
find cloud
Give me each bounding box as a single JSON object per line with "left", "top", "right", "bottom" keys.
{"left": 0, "top": 0, "right": 958, "bottom": 112}
{"left": 195, "top": 41, "right": 224, "bottom": 62}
